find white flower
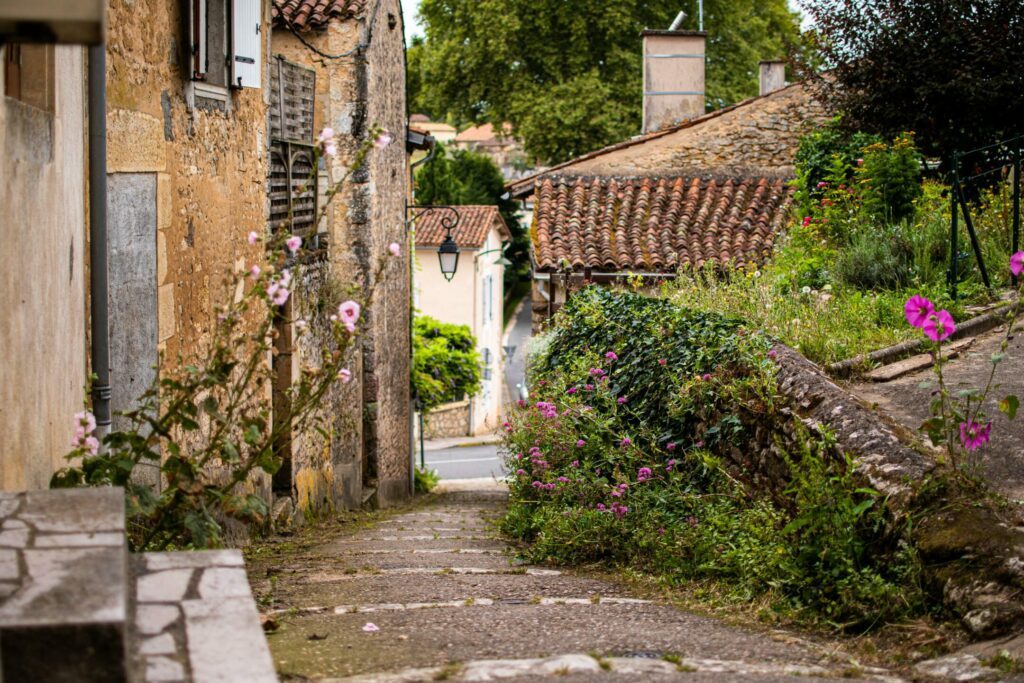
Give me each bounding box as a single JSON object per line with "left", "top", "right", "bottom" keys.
{"left": 362, "top": 622, "right": 379, "bottom": 633}
{"left": 801, "top": 286, "right": 811, "bottom": 295}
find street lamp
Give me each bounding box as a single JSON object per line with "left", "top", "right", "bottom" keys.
{"left": 437, "top": 232, "right": 460, "bottom": 281}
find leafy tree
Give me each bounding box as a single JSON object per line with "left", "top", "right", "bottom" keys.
{"left": 412, "top": 315, "right": 482, "bottom": 412}
{"left": 796, "top": 0, "right": 1024, "bottom": 165}
{"left": 410, "top": 0, "right": 800, "bottom": 164}
{"left": 415, "top": 143, "right": 530, "bottom": 283}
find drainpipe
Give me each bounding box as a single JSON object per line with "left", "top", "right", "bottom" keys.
{"left": 88, "top": 44, "right": 112, "bottom": 433}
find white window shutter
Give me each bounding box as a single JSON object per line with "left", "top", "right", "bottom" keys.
{"left": 231, "top": 0, "right": 261, "bottom": 88}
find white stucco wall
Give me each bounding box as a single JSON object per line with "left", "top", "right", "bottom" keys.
{"left": 0, "top": 45, "right": 88, "bottom": 490}
{"left": 415, "top": 225, "right": 505, "bottom": 435}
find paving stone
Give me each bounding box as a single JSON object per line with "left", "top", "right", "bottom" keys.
{"left": 913, "top": 653, "right": 998, "bottom": 681}
{"left": 197, "top": 567, "right": 252, "bottom": 599}
{"left": 0, "top": 528, "right": 30, "bottom": 548}
{"left": 137, "top": 604, "right": 180, "bottom": 635}
{"left": 145, "top": 655, "right": 187, "bottom": 682}
{"left": 144, "top": 550, "right": 244, "bottom": 571}
{"left": 19, "top": 488, "right": 124, "bottom": 533}
{"left": 0, "top": 548, "right": 19, "bottom": 580}
{"left": 140, "top": 632, "right": 178, "bottom": 655}
{"left": 137, "top": 569, "right": 193, "bottom": 603}
{"left": 182, "top": 597, "right": 276, "bottom": 682}
{"left": 34, "top": 532, "right": 124, "bottom": 547}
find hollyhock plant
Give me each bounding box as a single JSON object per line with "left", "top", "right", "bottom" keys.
{"left": 338, "top": 300, "right": 361, "bottom": 327}
{"left": 922, "top": 309, "right": 955, "bottom": 342}
{"left": 959, "top": 421, "right": 991, "bottom": 451}
{"left": 904, "top": 295, "right": 934, "bottom": 329}
{"left": 285, "top": 235, "right": 302, "bottom": 254}
{"left": 1011, "top": 251, "right": 1024, "bottom": 277}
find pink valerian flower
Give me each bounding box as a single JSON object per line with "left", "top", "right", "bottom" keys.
{"left": 604, "top": 351, "right": 618, "bottom": 361}
{"left": 695, "top": 440, "right": 705, "bottom": 448}
{"left": 637, "top": 467, "right": 653, "bottom": 482}
{"left": 620, "top": 437, "right": 632, "bottom": 448}
{"left": 566, "top": 387, "right": 578, "bottom": 395}
{"left": 1011, "top": 251, "right": 1024, "bottom": 277}
{"left": 658, "top": 358, "right": 667, "bottom": 366}
{"left": 616, "top": 396, "right": 627, "bottom": 405}
{"left": 339, "top": 368, "right": 352, "bottom": 384}
{"left": 285, "top": 235, "right": 302, "bottom": 254}
{"left": 596, "top": 503, "right": 606, "bottom": 511}
{"left": 570, "top": 460, "right": 579, "bottom": 468}
{"left": 362, "top": 622, "right": 379, "bottom": 633}
{"left": 517, "top": 399, "right": 527, "bottom": 408}
{"left": 374, "top": 131, "right": 393, "bottom": 148}
{"left": 557, "top": 476, "right": 570, "bottom": 483}
{"left": 904, "top": 294, "right": 935, "bottom": 329}
{"left": 923, "top": 309, "right": 955, "bottom": 342}
{"left": 576, "top": 439, "right": 586, "bottom": 447}
{"left": 247, "top": 231, "right": 260, "bottom": 245}
{"left": 589, "top": 367, "right": 605, "bottom": 377}
{"left": 583, "top": 384, "right": 594, "bottom": 391}
{"left": 515, "top": 469, "right": 527, "bottom": 476}
{"left": 816, "top": 181, "right": 828, "bottom": 189}
{"left": 701, "top": 373, "right": 712, "bottom": 381}
{"left": 535, "top": 402, "right": 558, "bottom": 418}
{"left": 389, "top": 242, "right": 401, "bottom": 257}
{"left": 666, "top": 459, "right": 677, "bottom": 472}
{"left": 666, "top": 442, "right": 676, "bottom": 451}
{"left": 960, "top": 421, "right": 992, "bottom": 451}
{"left": 610, "top": 502, "right": 629, "bottom": 518}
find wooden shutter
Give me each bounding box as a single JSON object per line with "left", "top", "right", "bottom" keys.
{"left": 188, "top": 0, "right": 208, "bottom": 80}
{"left": 269, "top": 142, "right": 318, "bottom": 237}
{"left": 269, "top": 57, "right": 315, "bottom": 143}
{"left": 4, "top": 45, "right": 21, "bottom": 99}
{"left": 231, "top": 0, "right": 261, "bottom": 88}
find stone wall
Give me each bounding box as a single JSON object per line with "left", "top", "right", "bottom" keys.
{"left": 0, "top": 45, "right": 88, "bottom": 490}
{"left": 424, "top": 401, "right": 471, "bottom": 440}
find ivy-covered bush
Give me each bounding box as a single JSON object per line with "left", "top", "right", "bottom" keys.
{"left": 412, "top": 315, "right": 482, "bottom": 412}
{"left": 503, "top": 287, "right": 921, "bottom": 626}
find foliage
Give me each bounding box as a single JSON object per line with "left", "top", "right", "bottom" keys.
{"left": 793, "top": 117, "right": 881, "bottom": 211}
{"left": 414, "top": 467, "right": 441, "bottom": 494}
{"left": 858, "top": 136, "right": 923, "bottom": 224}
{"left": 502, "top": 288, "right": 921, "bottom": 626}
{"left": 414, "top": 143, "right": 529, "bottom": 284}
{"left": 833, "top": 225, "right": 912, "bottom": 291}
{"left": 795, "top": 0, "right": 1024, "bottom": 165}
{"left": 409, "top": 0, "right": 800, "bottom": 164}
{"left": 412, "top": 315, "right": 482, "bottom": 413}
{"left": 52, "top": 131, "right": 395, "bottom": 551}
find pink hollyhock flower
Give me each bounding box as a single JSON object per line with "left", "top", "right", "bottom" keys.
{"left": 339, "top": 368, "right": 352, "bottom": 384}
{"left": 75, "top": 411, "right": 97, "bottom": 435}
{"left": 576, "top": 439, "right": 586, "bottom": 447}
{"left": 286, "top": 235, "right": 302, "bottom": 253}
{"left": 637, "top": 467, "right": 653, "bottom": 482}
{"left": 605, "top": 351, "right": 618, "bottom": 361}
{"left": 362, "top": 622, "right": 379, "bottom": 633}
{"left": 345, "top": 321, "right": 356, "bottom": 334}
{"left": 250, "top": 265, "right": 261, "bottom": 279}
{"left": 338, "top": 300, "right": 361, "bottom": 325}
{"left": 904, "top": 294, "right": 934, "bottom": 328}
{"left": 389, "top": 242, "right": 401, "bottom": 257}
{"left": 83, "top": 436, "right": 100, "bottom": 456}
{"left": 272, "top": 287, "right": 290, "bottom": 306}
{"left": 318, "top": 127, "right": 335, "bottom": 144}
{"left": 959, "top": 421, "right": 992, "bottom": 451}
{"left": 374, "top": 131, "right": 393, "bottom": 148}
{"left": 923, "top": 309, "right": 955, "bottom": 342}
{"left": 247, "top": 231, "right": 259, "bottom": 245}
{"left": 1011, "top": 251, "right": 1024, "bottom": 277}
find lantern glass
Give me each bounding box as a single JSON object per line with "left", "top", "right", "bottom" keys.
{"left": 437, "top": 236, "right": 460, "bottom": 282}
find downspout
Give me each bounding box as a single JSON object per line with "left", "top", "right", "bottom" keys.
{"left": 88, "top": 44, "right": 112, "bottom": 435}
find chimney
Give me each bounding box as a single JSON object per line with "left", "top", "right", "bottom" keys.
{"left": 759, "top": 60, "right": 786, "bottom": 96}
{"left": 642, "top": 29, "right": 706, "bottom": 134}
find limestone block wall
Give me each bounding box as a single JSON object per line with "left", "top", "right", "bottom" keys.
{"left": 423, "top": 401, "right": 471, "bottom": 440}
{"left": 0, "top": 45, "right": 88, "bottom": 490}
{"left": 105, "top": 0, "right": 273, "bottom": 503}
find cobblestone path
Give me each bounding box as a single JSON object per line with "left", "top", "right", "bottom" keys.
{"left": 250, "top": 484, "right": 901, "bottom": 682}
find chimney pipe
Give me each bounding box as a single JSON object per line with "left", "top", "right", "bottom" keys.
{"left": 668, "top": 11, "right": 686, "bottom": 31}
{"left": 759, "top": 60, "right": 786, "bottom": 96}
{"left": 641, "top": 29, "right": 706, "bottom": 134}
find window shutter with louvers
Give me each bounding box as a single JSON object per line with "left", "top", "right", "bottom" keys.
{"left": 231, "top": 0, "right": 261, "bottom": 88}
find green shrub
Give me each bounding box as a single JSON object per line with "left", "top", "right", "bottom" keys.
{"left": 834, "top": 225, "right": 913, "bottom": 290}
{"left": 412, "top": 315, "right": 482, "bottom": 412}
{"left": 794, "top": 116, "right": 882, "bottom": 211}
{"left": 857, "top": 135, "right": 922, "bottom": 224}
{"left": 414, "top": 467, "right": 441, "bottom": 494}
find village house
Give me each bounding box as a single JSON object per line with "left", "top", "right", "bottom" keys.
{"left": 410, "top": 112, "right": 456, "bottom": 143}
{"left": 414, "top": 206, "right": 511, "bottom": 437}
{"left": 453, "top": 121, "right": 529, "bottom": 180}
{"left": 507, "top": 29, "right": 827, "bottom": 329}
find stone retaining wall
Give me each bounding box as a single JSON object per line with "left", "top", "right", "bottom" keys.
{"left": 424, "top": 401, "right": 471, "bottom": 440}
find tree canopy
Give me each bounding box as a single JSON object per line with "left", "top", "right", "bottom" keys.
{"left": 796, "top": 0, "right": 1024, "bottom": 165}
{"left": 408, "top": 0, "right": 800, "bottom": 165}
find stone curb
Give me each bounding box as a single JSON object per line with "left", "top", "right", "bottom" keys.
{"left": 827, "top": 303, "right": 1014, "bottom": 378}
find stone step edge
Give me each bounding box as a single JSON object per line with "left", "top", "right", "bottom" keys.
{"left": 315, "top": 652, "right": 903, "bottom": 683}
{"left": 267, "top": 596, "right": 650, "bottom": 617}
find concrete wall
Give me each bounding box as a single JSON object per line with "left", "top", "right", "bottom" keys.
{"left": 0, "top": 45, "right": 87, "bottom": 490}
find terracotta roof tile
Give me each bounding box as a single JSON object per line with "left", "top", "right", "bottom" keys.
{"left": 415, "top": 205, "right": 512, "bottom": 250}
{"left": 532, "top": 176, "right": 793, "bottom": 272}
{"left": 272, "top": 0, "right": 365, "bottom": 31}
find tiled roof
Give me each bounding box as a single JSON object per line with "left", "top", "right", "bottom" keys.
{"left": 532, "top": 176, "right": 793, "bottom": 272}
{"left": 272, "top": 0, "right": 365, "bottom": 30}
{"left": 415, "top": 205, "right": 512, "bottom": 250}
{"left": 454, "top": 123, "right": 513, "bottom": 144}
{"left": 508, "top": 83, "right": 805, "bottom": 198}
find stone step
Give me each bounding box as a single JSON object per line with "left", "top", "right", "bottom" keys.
{"left": 130, "top": 549, "right": 276, "bottom": 683}
{"left": 0, "top": 488, "right": 129, "bottom": 682}
{"left": 865, "top": 338, "right": 974, "bottom": 382}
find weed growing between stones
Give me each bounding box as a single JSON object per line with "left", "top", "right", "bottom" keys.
{"left": 53, "top": 128, "right": 397, "bottom": 551}
{"left": 501, "top": 287, "right": 924, "bottom": 628}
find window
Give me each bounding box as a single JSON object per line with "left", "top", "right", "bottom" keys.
{"left": 268, "top": 57, "right": 318, "bottom": 239}
{"left": 482, "top": 348, "right": 493, "bottom": 381}
{"left": 482, "top": 274, "right": 493, "bottom": 323}
{"left": 186, "top": 0, "right": 261, "bottom": 103}
{"left": 3, "top": 43, "right": 54, "bottom": 112}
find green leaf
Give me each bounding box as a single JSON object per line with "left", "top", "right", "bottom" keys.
{"left": 999, "top": 395, "right": 1019, "bottom": 420}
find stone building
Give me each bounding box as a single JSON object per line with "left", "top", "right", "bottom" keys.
{"left": 271, "top": 0, "right": 411, "bottom": 510}
{"left": 0, "top": 0, "right": 412, "bottom": 516}
{"left": 507, "top": 30, "right": 827, "bottom": 328}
